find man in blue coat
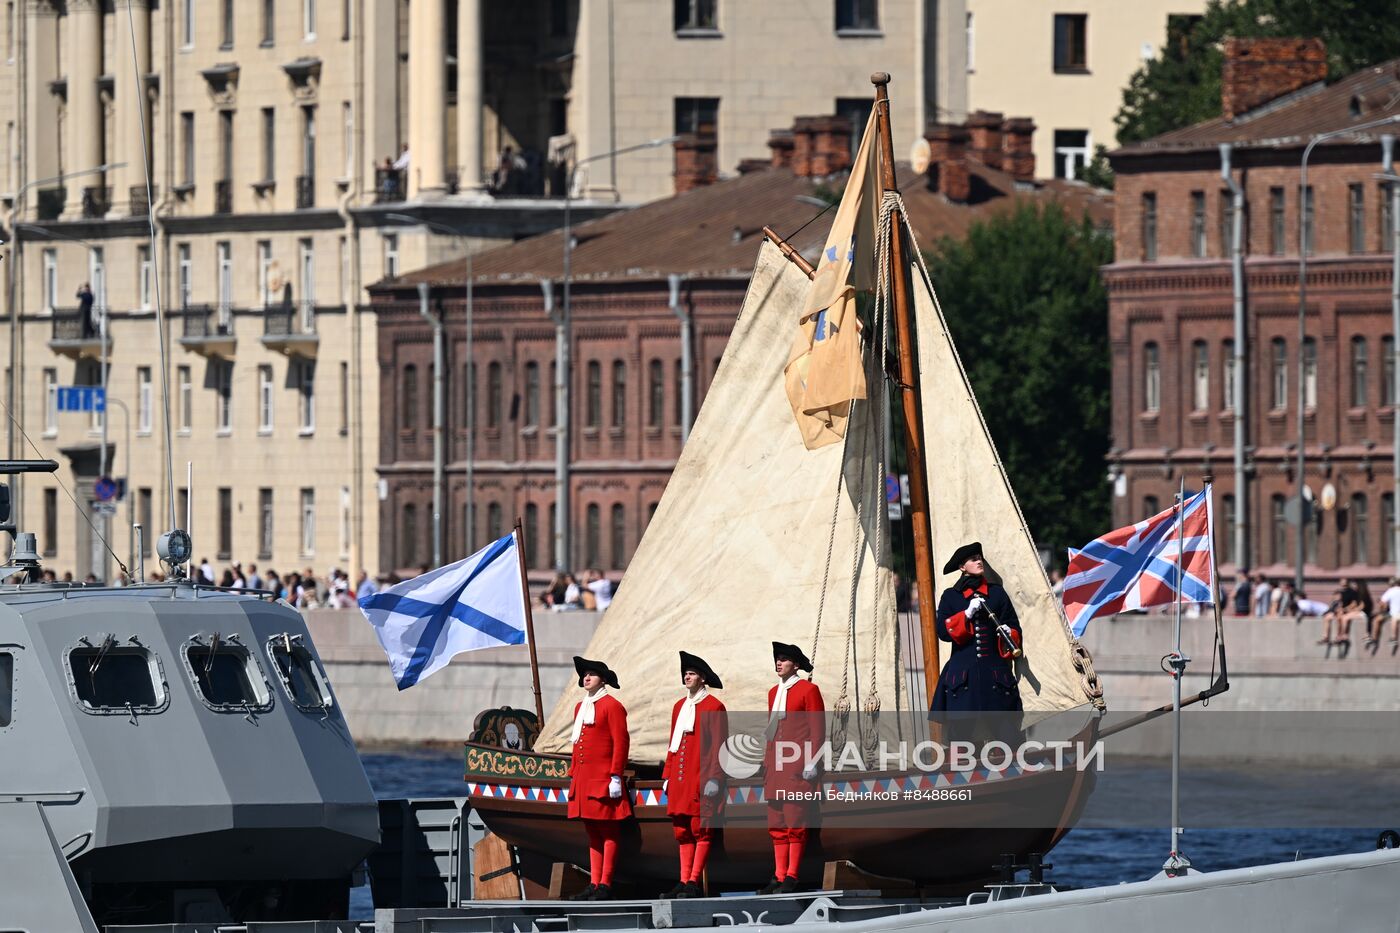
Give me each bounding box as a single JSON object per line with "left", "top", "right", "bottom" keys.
{"left": 930, "top": 542, "right": 1023, "bottom": 715}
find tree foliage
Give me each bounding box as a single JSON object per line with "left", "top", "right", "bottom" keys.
{"left": 925, "top": 203, "right": 1113, "bottom": 564}
{"left": 1115, "top": 0, "right": 1400, "bottom": 146}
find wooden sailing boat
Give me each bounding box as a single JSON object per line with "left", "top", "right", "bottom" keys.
{"left": 464, "top": 74, "right": 1111, "bottom": 894}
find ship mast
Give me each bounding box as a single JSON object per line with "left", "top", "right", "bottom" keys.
{"left": 870, "top": 73, "right": 941, "bottom": 705}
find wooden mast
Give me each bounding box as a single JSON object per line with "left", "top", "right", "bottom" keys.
{"left": 871, "top": 72, "right": 941, "bottom": 705}
{"left": 514, "top": 518, "right": 546, "bottom": 722}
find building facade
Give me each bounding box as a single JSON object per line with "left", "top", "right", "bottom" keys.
{"left": 966, "top": 0, "right": 1208, "bottom": 179}
{"left": 1105, "top": 40, "right": 1400, "bottom": 585}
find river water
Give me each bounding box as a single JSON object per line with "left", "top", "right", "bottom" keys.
{"left": 350, "top": 748, "right": 1389, "bottom": 917}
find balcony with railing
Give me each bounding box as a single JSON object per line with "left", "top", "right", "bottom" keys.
{"left": 177, "top": 304, "right": 237, "bottom": 357}
{"left": 374, "top": 167, "right": 406, "bottom": 203}
{"left": 295, "top": 175, "right": 315, "bottom": 209}
{"left": 47, "top": 307, "right": 107, "bottom": 359}
{"left": 36, "top": 187, "right": 65, "bottom": 221}
{"left": 81, "top": 186, "right": 111, "bottom": 219}
{"left": 129, "top": 184, "right": 156, "bottom": 217}
{"left": 214, "top": 179, "right": 233, "bottom": 215}
{"left": 261, "top": 303, "right": 319, "bottom": 357}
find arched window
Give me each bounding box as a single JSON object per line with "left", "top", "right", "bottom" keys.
{"left": 1191, "top": 340, "right": 1208, "bottom": 411}
{"left": 1352, "top": 336, "right": 1369, "bottom": 408}
{"left": 1351, "top": 494, "right": 1369, "bottom": 566}
{"left": 610, "top": 503, "right": 626, "bottom": 569}
{"left": 1271, "top": 338, "right": 1287, "bottom": 409}
{"left": 584, "top": 504, "right": 601, "bottom": 568}
{"left": 549, "top": 361, "right": 558, "bottom": 426}
{"left": 1385, "top": 494, "right": 1396, "bottom": 565}
{"left": 487, "top": 502, "right": 503, "bottom": 542}
{"left": 586, "top": 361, "right": 602, "bottom": 427}
{"left": 1143, "top": 343, "right": 1160, "bottom": 413}
{"left": 1271, "top": 494, "right": 1287, "bottom": 564}
{"left": 1222, "top": 339, "right": 1236, "bottom": 410}
{"left": 611, "top": 361, "right": 627, "bottom": 427}
{"left": 524, "top": 362, "right": 540, "bottom": 427}
{"left": 1143, "top": 495, "right": 1159, "bottom": 520}
{"left": 673, "top": 359, "right": 684, "bottom": 426}
{"left": 487, "top": 362, "right": 502, "bottom": 428}
{"left": 648, "top": 359, "right": 664, "bottom": 427}
{"left": 1222, "top": 494, "right": 1237, "bottom": 566}
{"left": 1302, "top": 337, "right": 1317, "bottom": 409}
{"left": 548, "top": 503, "right": 557, "bottom": 568}
{"left": 402, "top": 364, "right": 418, "bottom": 429}
{"left": 461, "top": 362, "right": 476, "bottom": 435}
{"left": 402, "top": 503, "right": 418, "bottom": 567}
{"left": 524, "top": 503, "right": 539, "bottom": 568}
{"left": 1384, "top": 336, "right": 1396, "bottom": 406}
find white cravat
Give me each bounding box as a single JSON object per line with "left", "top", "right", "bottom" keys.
{"left": 668, "top": 688, "right": 709, "bottom": 753}
{"left": 765, "top": 674, "right": 800, "bottom": 740}
{"left": 571, "top": 686, "right": 607, "bottom": 744}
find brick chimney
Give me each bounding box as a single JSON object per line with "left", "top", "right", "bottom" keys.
{"left": 808, "top": 116, "right": 853, "bottom": 177}
{"left": 768, "top": 129, "right": 795, "bottom": 169}
{"left": 924, "top": 123, "right": 970, "bottom": 203}
{"left": 966, "top": 110, "right": 1004, "bottom": 171}
{"left": 1001, "top": 116, "right": 1036, "bottom": 183}
{"left": 791, "top": 117, "right": 821, "bottom": 178}
{"left": 673, "top": 133, "right": 717, "bottom": 194}
{"left": 1221, "top": 37, "right": 1327, "bottom": 121}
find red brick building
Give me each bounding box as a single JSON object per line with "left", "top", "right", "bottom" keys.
{"left": 370, "top": 116, "right": 1110, "bottom": 577}
{"left": 1106, "top": 41, "right": 1400, "bottom": 584}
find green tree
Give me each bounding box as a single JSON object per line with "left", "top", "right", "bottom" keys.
{"left": 1115, "top": 0, "right": 1400, "bottom": 146}
{"left": 926, "top": 203, "right": 1113, "bottom": 563}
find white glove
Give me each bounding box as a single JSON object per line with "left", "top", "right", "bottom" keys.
{"left": 608, "top": 775, "right": 623, "bottom": 799}
{"left": 966, "top": 595, "right": 986, "bottom": 618}
{"left": 703, "top": 780, "right": 720, "bottom": 798}
{"left": 663, "top": 779, "right": 669, "bottom": 793}
{"left": 801, "top": 765, "right": 818, "bottom": 781}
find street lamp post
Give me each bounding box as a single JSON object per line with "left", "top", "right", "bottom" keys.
{"left": 556, "top": 136, "right": 677, "bottom": 571}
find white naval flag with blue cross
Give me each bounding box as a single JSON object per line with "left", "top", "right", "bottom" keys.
{"left": 358, "top": 532, "right": 527, "bottom": 689}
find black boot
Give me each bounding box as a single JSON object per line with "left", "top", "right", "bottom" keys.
{"left": 662, "top": 881, "right": 686, "bottom": 899}
{"left": 777, "top": 876, "right": 800, "bottom": 894}
{"left": 590, "top": 884, "right": 613, "bottom": 901}
{"left": 677, "top": 881, "right": 702, "bottom": 899}
{"left": 758, "top": 876, "right": 783, "bottom": 895}
{"left": 569, "top": 884, "right": 597, "bottom": 901}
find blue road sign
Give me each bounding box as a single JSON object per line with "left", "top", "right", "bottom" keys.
{"left": 94, "top": 476, "right": 117, "bottom": 502}
{"left": 56, "top": 386, "right": 106, "bottom": 413}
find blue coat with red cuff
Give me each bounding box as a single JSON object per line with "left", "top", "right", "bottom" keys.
{"left": 930, "top": 576, "right": 1023, "bottom": 713}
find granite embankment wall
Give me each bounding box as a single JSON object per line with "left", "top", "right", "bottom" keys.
{"left": 308, "top": 609, "right": 1400, "bottom": 761}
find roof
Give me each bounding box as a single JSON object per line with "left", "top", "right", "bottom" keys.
{"left": 380, "top": 161, "right": 1112, "bottom": 291}
{"left": 1114, "top": 60, "right": 1400, "bottom": 157}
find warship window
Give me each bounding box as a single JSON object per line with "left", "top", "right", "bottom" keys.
{"left": 0, "top": 652, "right": 12, "bottom": 727}
{"left": 186, "top": 644, "right": 270, "bottom": 710}
{"left": 268, "top": 639, "right": 330, "bottom": 709}
{"left": 68, "top": 647, "right": 162, "bottom": 712}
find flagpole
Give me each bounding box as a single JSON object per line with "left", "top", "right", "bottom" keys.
{"left": 1166, "top": 475, "right": 1191, "bottom": 877}
{"left": 514, "top": 519, "right": 546, "bottom": 723}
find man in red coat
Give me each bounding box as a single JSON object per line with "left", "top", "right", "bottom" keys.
{"left": 567, "top": 656, "right": 632, "bottom": 900}
{"left": 662, "top": 651, "right": 728, "bottom": 899}
{"left": 761, "top": 641, "right": 825, "bottom": 894}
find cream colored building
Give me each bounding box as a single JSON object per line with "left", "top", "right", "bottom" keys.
{"left": 966, "top": 0, "right": 1208, "bottom": 178}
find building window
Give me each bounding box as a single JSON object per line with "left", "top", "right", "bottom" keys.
{"left": 181, "top": 0, "right": 194, "bottom": 46}
{"left": 383, "top": 233, "right": 398, "bottom": 278}
{"left": 178, "top": 365, "right": 192, "bottom": 432}
{"left": 89, "top": 247, "right": 106, "bottom": 317}
{"left": 402, "top": 364, "right": 418, "bottom": 430}
{"left": 402, "top": 503, "right": 417, "bottom": 567}
{"left": 301, "top": 488, "right": 316, "bottom": 555}
{"left": 610, "top": 503, "right": 626, "bottom": 568}
{"left": 1191, "top": 340, "right": 1208, "bottom": 411}
{"left": 549, "top": 361, "right": 558, "bottom": 426}
{"left": 673, "top": 359, "right": 684, "bottom": 425}
{"left": 1053, "top": 129, "right": 1089, "bottom": 180}
{"left": 965, "top": 11, "right": 974, "bottom": 72}
{"left": 137, "top": 245, "right": 153, "bottom": 310}
{"left": 180, "top": 112, "right": 195, "bottom": 187}
{"left": 220, "top": 0, "right": 234, "bottom": 47}
{"left": 262, "top": 0, "right": 275, "bottom": 44}
{"left": 648, "top": 359, "right": 664, "bottom": 427}
{"left": 1143, "top": 342, "right": 1160, "bottom": 413}
{"left": 178, "top": 488, "right": 189, "bottom": 533}
{"left": 674, "top": 0, "right": 716, "bottom": 31}
{"left": 1303, "top": 337, "right": 1317, "bottom": 409}
{"left": 523, "top": 361, "right": 540, "bottom": 428}
{"left": 338, "top": 235, "right": 348, "bottom": 305}
{"left": 1385, "top": 494, "right": 1396, "bottom": 565}
{"left": 1272, "top": 494, "right": 1287, "bottom": 564}
{"left": 1271, "top": 338, "right": 1287, "bottom": 409}
{"left": 586, "top": 361, "right": 601, "bottom": 428}
{"left": 1349, "top": 183, "right": 1365, "bottom": 254}
{"left": 257, "top": 241, "right": 273, "bottom": 307}
{"left": 1384, "top": 335, "right": 1395, "bottom": 406}
{"left": 461, "top": 362, "right": 476, "bottom": 435}
{"left": 524, "top": 502, "right": 539, "bottom": 568}
{"left": 1301, "top": 185, "right": 1315, "bottom": 256}
{"left": 304, "top": 0, "right": 317, "bottom": 39}
{"left": 301, "top": 105, "right": 317, "bottom": 186}
{"left": 297, "top": 238, "right": 315, "bottom": 322}
{"left": 1141, "top": 192, "right": 1157, "bottom": 261}
{"left": 1218, "top": 188, "right": 1236, "bottom": 258}
{"left": 297, "top": 360, "right": 316, "bottom": 433}
{"left": 1223, "top": 339, "right": 1236, "bottom": 411}
{"left": 257, "top": 488, "right": 274, "bottom": 558}
{"left": 216, "top": 241, "right": 233, "bottom": 322}
{"left": 258, "top": 364, "right": 275, "bottom": 433}
{"left": 1383, "top": 183, "right": 1396, "bottom": 253}
{"left": 487, "top": 501, "right": 503, "bottom": 542}
{"left": 138, "top": 488, "right": 153, "bottom": 555}
{"left": 43, "top": 488, "right": 57, "bottom": 556}
{"left": 341, "top": 0, "right": 351, "bottom": 39}
{"left": 177, "top": 243, "right": 192, "bottom": 309}
{"left": 584, "top": 503, "right": 600, "bottom": 568}
{"left": 218, "top": 487, "right": 233, "bottom": 559}
{"left": 342, "top": 100, "right": 354, "bottom": 177}
{"left": 1270, "top": 187, "right": 1285, "bottom": 255}
{"left": 339, "top": 486, "right": 350, "bottom": 558}
{"left": 1052, "top": 13, "right": 1088, "bottom": 72}
{"left": 1352, "top": 494, "right": 1369, "bottom": 566}
{"left": 834, "top": 0, "right": 877, "bottom": 30}
{"left": 261, "top": 108, "right": 276, "bottom": 183}
{"left": 41, "top": 248, "right": 55, "bottom": 310}
{"left": 137, "top": 367, "right": 152, "bottom": 434}
{"left": 674, "top": 97, "right": 719, "bottom": 141}
{"left": 548, "top": 503, "right": 557, "bottom": 568}
{"left": 215, "top": 361, "right": 233, "bottom": 433}
{"left": 42, "top": 368, "right": 56, "bottom": 435}
{"left": 1352, "top": 336, "right": 1368, "bottom": 408}
{"left": 1222, "top": 494, "right": 1237, "bottom": 566}
{"left": 835, "top": 98, "right": 874, "bottom": 160}
{"left": 487, "top": 362, "right": 502, "bottom": 428}
{"left": 611, "top": 360, "right": 626, "bottom": 427}
{"left": 1190, "top": 191, "right": 1207, "bottom": 258}
{"left": 1143, "top": 496, "right": 1159, "bottom": 520}
{"left": 339, "top": 361, "right": 348, "bottom": 435}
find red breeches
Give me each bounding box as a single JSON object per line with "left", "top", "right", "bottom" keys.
{"left": 671, "top": 814, "right": 715, "bottom": 883}
{"left": 583, "top": 819, "right": 620, "bottom": 886}
{"left": 766, "top": 801, "right": 810, "bottom": 880}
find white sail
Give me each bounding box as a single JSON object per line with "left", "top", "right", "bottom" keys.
{"left": 536, "top": 242, "right": 897, "bottom": 762}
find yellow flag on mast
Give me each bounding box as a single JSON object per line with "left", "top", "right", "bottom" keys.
{"left": 783, "top": 108, "right": 881, "bottom": 450}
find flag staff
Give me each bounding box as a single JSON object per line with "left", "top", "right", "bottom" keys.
{"left": 514, "top": 519, "right": 545, "bottom": 722}
{"left": 1164, "top": 475, "right": 1192, "bottom": 877}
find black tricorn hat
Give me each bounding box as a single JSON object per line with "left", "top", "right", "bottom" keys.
{"left": 772, "top": 641, "right": 813, "bottom": 674}
{"left": 679, "top": 651, "right": 723, "bottom": 689}
{"left": 942, "top": 541, "right": 984, "bottom": 576}
{"left": 574, "top": 655, "right": 620, "bottom": 690}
